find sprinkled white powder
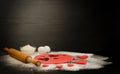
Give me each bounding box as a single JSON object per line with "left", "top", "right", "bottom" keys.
{"left": 0, "top": 51, "right": 111, "bottom": 71}
{"left": 20, "top": 45, "right": 36, "bottom": 55}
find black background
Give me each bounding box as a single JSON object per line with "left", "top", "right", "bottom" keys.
{"left": 0, "top": 0, "right": 120, "bottom": 74}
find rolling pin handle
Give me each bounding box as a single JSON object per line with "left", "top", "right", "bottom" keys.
{"left": 26, "top": 56, "right": 41, "bottom": 66}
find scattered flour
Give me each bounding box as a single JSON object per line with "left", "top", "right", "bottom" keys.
{"left": 0, "top": 51, "right": 111, "bottom": 71}
{"left": 20, "top": 45, "right": 36, "bottom": 55}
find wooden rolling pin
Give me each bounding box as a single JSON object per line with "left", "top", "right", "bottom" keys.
{"left": 4, "top": 48, "right": 40, "bottom": 66}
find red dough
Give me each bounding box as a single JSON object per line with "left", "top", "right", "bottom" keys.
{"left": 56, "top": 65, "right": 63, "bottom": 68}
{"left": 34, "top": 54, "right": 74, "bottom": 64}
{"left": 75, "top": 60, "right": 87, "bottom": 64}
{"left": 77, "top": 55, "right": 88, "bottom": 59}
{"left": 67, "top": 63, "right": 74, "bottom": 67}
{"left": 42, "top": 64, "right": 49, "bottom": 67}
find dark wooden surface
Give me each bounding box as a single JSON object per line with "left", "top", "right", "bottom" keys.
{"left": 0, "top": 0, "right": 120, "bottom": 74}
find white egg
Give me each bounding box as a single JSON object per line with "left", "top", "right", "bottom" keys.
{"left": 44, "top": 46, "right": 51, "bottom": 53}
{"left": 37, "top": 46, "right": 51, "bottom": 54}
{"left": 37, "top": 46, "right": 47, "bottom": 54}
{"left": 20, "top": 45, "right": 36, "bottom": 55}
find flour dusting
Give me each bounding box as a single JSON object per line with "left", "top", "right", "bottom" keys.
{"left": 0, "top": 51, "right": 111, "bottom": 71}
